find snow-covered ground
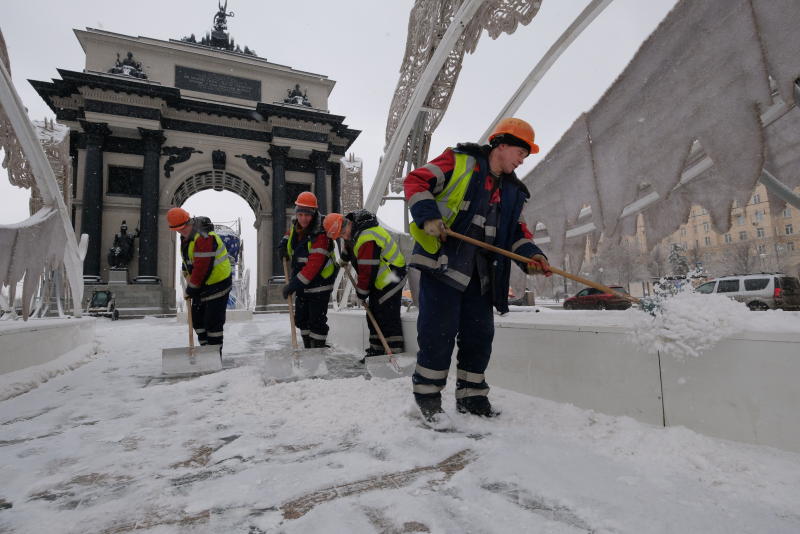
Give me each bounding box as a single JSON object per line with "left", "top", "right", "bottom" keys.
{"left": 1, "top": 314, "right": 800, "bottom": 533}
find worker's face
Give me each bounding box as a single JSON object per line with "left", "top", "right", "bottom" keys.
{"left": 296, "top": 212, "right": 313, "bottom": 228}
{"left": 177, "top": 225, "right": 192, "bottom": 239}
{"left": 496, "top": 144, "right": 529, "bottom": 174}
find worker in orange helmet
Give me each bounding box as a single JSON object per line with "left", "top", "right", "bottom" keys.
{"left": 324, "top": 210, "right": 407, "bottom": 361}
{"left": 167, "top": 207, "right": 232, "bottom": 354}
{"left": 403, "top": 117, "right": 552, "bottom": 422}
{"left": 278, "top": 191, "right": 338, "bottom": 348}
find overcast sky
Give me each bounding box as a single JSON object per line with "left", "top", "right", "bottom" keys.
{"left": 0, "top": 0, "right": 676, "bottom": 293}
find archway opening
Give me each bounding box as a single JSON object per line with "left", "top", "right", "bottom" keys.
{"left": 175, "top": 189, "right": 257, "bottom": 308}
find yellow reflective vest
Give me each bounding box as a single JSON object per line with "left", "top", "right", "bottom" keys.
{"left": 354, "top": 226, "right": 406, "bottom": 290}
{"left": 408, "top": 152, "right": 476, "bottom": 254}
{"left": 185, "top": 231, "right": 232, "bottom": 286}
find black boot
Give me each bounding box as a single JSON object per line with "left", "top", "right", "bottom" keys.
{"left": 301, "top": 335, "right": 312, "bottom": 349}
{"left": 310, "top": 338, "right": 328, "bottom": 348}
{"left": 456, "top": 396, "right": 500, "bottom": 418}
{"left": 415, "top": 393, "right": 444, "bottom": 422}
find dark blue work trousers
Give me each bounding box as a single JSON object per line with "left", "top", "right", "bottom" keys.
{"left": 414, "top": 268, "right": 494, "bottom": 393}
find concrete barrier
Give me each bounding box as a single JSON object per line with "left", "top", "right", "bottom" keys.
{"left": 328, "top": 309, "right": 800, "bottom": 453}
{"left": 0, "top": 317, "right": 96, "bottom": 375}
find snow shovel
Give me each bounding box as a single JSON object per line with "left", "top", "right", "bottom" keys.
{"left": 262, "top": 259, "right": 328, "bottom": 380}
{"left": 342, "top": 267, "right": 414, "bottom": 379}
{"left": 162, "top": 297, "right": 223, "bottom": 376}
{"left": 444, "top": 228, "right": 642, "bottom": 307}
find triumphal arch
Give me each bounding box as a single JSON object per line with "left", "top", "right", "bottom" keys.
{"left": 30, "top": 9, "right": 359, "bottom": 313}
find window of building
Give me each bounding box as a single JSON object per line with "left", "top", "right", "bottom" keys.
{"left": 757, "top": 244, "right": 767, "bottom": 254}
{"left": 752, "top": 193, "right": 761, "bottom": 204}
{"left": 784, "top": 207, "right": 792, "bottom": 218}
{"left": 788, "top": 242, "right": 795, "bottom": 252}
{"left": 704, "top": 236, "right": 711, "bottom": 246}
{"left": 724, "top": 233, "right": 732, "bottom": 243}
{"left": 737, "top": 215, "right": 745, "bottom": 225}
{"left": 739, "top": 231, "right": 748, "bottom": 241}
{"left": 786, "top": 224, "right": 794, "bottom": 235}
{"left": 703, "top": 222, "right": 709, "bottom": 233}
{"left": 755, "top": 210, "right": 764, "bottom": 222}
{"left": 680, "top": 227, "right": 686, "bottom": 237}
{"left": 757, "top": 227, "right": 765, "bottom": 238}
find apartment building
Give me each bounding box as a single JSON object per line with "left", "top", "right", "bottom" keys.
{"left": 661, "top": 183, "right": 800, "bottom": 277}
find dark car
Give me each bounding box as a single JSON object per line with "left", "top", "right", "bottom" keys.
{"left": 563, "top": 286, "right": 632, "bottom": 310}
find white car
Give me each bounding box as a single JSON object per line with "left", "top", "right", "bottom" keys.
{"left": 694, "top": 273, "right": 800, "bottom": 311}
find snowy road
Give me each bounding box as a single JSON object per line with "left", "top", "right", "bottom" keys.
{"left": 1, "top": 314, "right": 799, "bottom": 533}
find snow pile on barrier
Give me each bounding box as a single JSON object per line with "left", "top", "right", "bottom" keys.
{"left": 0, "top": 342, "right": 96, "bottom": 401}
{"left": 629, "top": 290, "right": 800, "bottom": 358}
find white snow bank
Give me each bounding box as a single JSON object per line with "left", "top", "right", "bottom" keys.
{"left": 0, "top": 341, "right": 95, "bottom": 401}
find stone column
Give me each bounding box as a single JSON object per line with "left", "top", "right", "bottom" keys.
{"left": 310, "top": 150, "right": 330, "bottom": 213}
{"left": 269, "top": 145, "right": 290, "bottom": 277}
{"left": 331, "top": 164, "right": 341, "bottom": 214}
{"left": 136, "top": 128, "right": 166, "bottom": 283}
{"left": 79, "top": 121, "right": 111, "bottom": 281}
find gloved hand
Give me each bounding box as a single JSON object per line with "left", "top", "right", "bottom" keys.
{"left": 423, "top": 218, "right": 447, "bottom": 241}
{"left": 527, "top": 254, "right": 553, "bottom": 277}
{"left": 282, "top": 277, "right": 302, "bottom": 300}
{"left": 278, "top": 236, "right": 290, "bottom": 259}
{"left": 185, "top": 286, "right": 202, "bottom": 299}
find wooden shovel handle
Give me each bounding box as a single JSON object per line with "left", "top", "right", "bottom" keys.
{"left": 342, "top": 267, "right": 393, "bottom": 356}
{"left": 186, "top": 297, "right": 194, "bottom": 350}
{"left": 283, "top": 258, "right": 298, "bottom": 349}
{"left": 444, "top": 228, "right": 640, "bottom": 304}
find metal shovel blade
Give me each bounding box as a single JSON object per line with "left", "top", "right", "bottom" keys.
{"left": 162, "top": 345, "right": 223, "bottom": 376}
{"left": 263, "top": 347, "right": 328, "bottom": 380}
{"left": 365, "top": 353, "right": 415, "bottom": 379}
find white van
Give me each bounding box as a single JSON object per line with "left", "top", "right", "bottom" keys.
{"left": 694, "top": 273, "right": 800, "bottom": 311}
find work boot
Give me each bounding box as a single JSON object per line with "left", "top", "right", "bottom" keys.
{"left": 302, "top": 335, "right": 312, "bottom": 349}
{"left": 456, "top": 396, "right": 500, "bottom": 418}
{"left": 415, "top": 393, "right": 444, "bottom": 422}
{"left": 310, "top": 338, "right": 328, "bottom": 349}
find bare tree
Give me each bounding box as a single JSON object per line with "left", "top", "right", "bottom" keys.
{"left": 726, "top": 242, "right": 756, "bottom": 274}
{"left": 647, "top": 245, "right": 667, "bottom": 279}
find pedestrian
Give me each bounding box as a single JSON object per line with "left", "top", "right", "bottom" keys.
{"left": 323, "top": 210, "right": 407, "bottom": 360}
{"left": 280, "top": 191, "right": 338, "bottom": 348}
{"left": 403, "top": 117, "right": 552, "bottom": 421}
{"left": 167, "top": 207, "right": 232, "bottom": 354}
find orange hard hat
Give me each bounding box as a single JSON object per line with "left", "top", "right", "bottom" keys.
{"left": 488, "top": 117, "right": 539, "bottom": 154}
{"left": 166, "top": 207, "right": 191, "bottom": 231}
{"left": 295, "top": 191, "right": 318, "bottom": 209}
{"left": 323, "top": 213, "right": 345, "bottom": 239}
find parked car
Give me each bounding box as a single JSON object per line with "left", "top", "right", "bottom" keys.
{"left": 694, "top": 273, "right": 800, "bottom": 310}
{"left": 563, "top": 286, "right": 632, "bottom": 310}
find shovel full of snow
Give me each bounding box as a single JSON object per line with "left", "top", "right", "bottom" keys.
{"left": 162, "top": 297, "right": 223, "bottom": 376}
{"left": 342, "top": 267, "right": 414, "bottom": 379}
{"left": 262, "top": 259, "right": 328, "bottom": 380}
{"left": 444, "top": 229, "right": 642, "bottom": 309}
